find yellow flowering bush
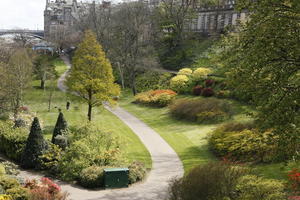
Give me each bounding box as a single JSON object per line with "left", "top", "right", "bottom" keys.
{"left": 178, "top": 68, "right": 193, "bottom": 76}
{"left": 134, "top": 90, "right": 177, "bottom": 107}
{"left": 170, "top": 75, "right": 190, "bottom": 93}
{"left": 193, "top": 67, "right": 212, "bottom": 80}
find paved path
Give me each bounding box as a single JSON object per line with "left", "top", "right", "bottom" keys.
{"left": 2, "top": 56, "right": 184, "bottom": 200}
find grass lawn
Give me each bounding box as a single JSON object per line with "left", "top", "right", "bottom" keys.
{"left": 23, "top": 58, "right": 152, "bottom": 168}
{"left": 119, "top": 90, "right": 289, "bottom": 180}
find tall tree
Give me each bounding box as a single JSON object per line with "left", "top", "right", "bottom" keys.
{"left": 66, "top": 30, "right": 120, "bottom": 121}
{"left": 220, "top": 0, "right": 300, "bottom": 160}
{"left": 33, "top": 54, "right": 56, "bottom": 89}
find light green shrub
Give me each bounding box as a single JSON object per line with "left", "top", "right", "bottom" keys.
{"left": 79, "top": 165, "right": 105, "bottom": 188}
{"left": 128, "top": 161, "right": 147, "bottom": 184}
{"left": 134, "top": 90, "right": 177, "bottom": 107}
{"left": 235, "top": 175, "right": 287, "bottom": 200}
{"left": 170, "top": 75, "right": 190, "bottom": 93}
{"left": 193, "top": 67, "right": 212, "bottom": 81}
{"left": 0, "top": 164, "right": 5, "bottom": 176}
{"left": 178, "top": 68, "right": 193, "bottom": 76}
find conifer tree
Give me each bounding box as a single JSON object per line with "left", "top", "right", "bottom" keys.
{"left": 21, "top": 117, "right": 48, "bottom": 169}
{"left": 66, "top": 30, "right": 120, "bottom": 121}
{"left": 51, "top": 112, "right": 68, "bottom": 143}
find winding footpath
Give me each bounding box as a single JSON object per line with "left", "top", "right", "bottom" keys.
{"left": 4, "top": 56, "right": 184, "bottom": 200}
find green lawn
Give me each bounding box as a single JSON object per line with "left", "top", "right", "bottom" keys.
{"left": 23, "top": 58, "right": 152, "bottom": 168}
{"left": 119, "top": 91, "right": 289, "bottom": 180}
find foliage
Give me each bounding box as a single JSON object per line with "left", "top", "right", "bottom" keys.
{"left": 192, "top": 85, "right": 203, "bottom": 96}
{"left": 58, "top": 124, "right": 122, "bottom": 181}
{"left": 53, "top": 135, "right": 68, "bottom": 150}
{"left": 167, "top": 162, "right": 248, "bottom": 200}
{"left": 78, "top": 166, "right": 105, "bottom": 188}
{"left": 170, "top": 75, "right": 190, "bottom": 93}
{"left": 51, "top": 112, "right": 68, "bottom": 143}
{"left": 0, "top": 164, "right": 5, "bottom": 176}
{"left": 192, "top": 67, "right": 212, "bottom": 81}
{"left": 209, "top": 122, "right": 279, "bottom": 162}
{"left": 220, "top": 0, "right": 300, "bottom": 160}
{"left": 134, "top": 90, "right": 177, "bottom": 107}
{"left": 21, "top": 117, "right": 48, "bottom": 169}
{"left": 0, "top": 175, "right": 29, "bottom": 200}
{"left": 178, "top": 68, "right": 193, "bottom": 76}
{"left": 38, "top": 143, "right": 62, "bottom": 173}
{"left": 288, "top": 168, "right": 300, "bottom": 195}
{"left": 235, "top": 175, "right": 286, "bottom": 200}
{"left": 169, "top": 98, "right": 233, "bottom": 123}
{"left": 128, "top": 161, "right": 147, "bottom": 184}
{"left": 136, "top": 71, "right": 172, "bottom": 92}
{"left": 25, "top": 178, "right": 68, "bottom": 200}
{"left": 66, "top": 30, "right": 120, "bottom": 121}
{"left": 201, "top": 88, "right": 214, "bottom": 97}
{"left": 0, "top": 121, "right": 27, "bottom": 161}
{"left": 205, "top": 79, "right": 215, "bottom": 87}
{"left": 1, "top": 161, "right": 20, "bottom": 176}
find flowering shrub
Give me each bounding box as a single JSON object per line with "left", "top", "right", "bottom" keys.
{"left": 288, "top": 169, "right": 300, "bottom": 195}
{"left": 192, "top": 85, "right": 203, "bottom": 96}
{"left": 193, "top": 68, "right": 212, "bottom": 80}
{"left": 134, "top": 90, "right": 177, "bottom": 107}
{"left": 170, "top": 75, "right": 190, "bottom": 93}
{"left": 25, "top": 178, "right": 68, "bottom": 200}
{"left": 178, "top": 68, "right": 193, "bottom": 76}
{"left": 202, "top": 88, "right": 214, "bottom": 97}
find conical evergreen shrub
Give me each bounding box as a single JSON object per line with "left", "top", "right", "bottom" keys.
{"left": 21, "top": 117, "right": 48, "bottom": 169}
{"left": 51, "top": 112, "right": 68, "bottom": 143}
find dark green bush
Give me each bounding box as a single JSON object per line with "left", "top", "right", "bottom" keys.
{"left": 128, "top": 161, "right": 147, "bottom": 184}
{"left": 79, "top": 165, "right": 105, "bottom": 188}
{"left": 209, "top": 122, "right": 278, "bottom": 162}
{"left": 53, "top": 135, "right": 68, "bottom": 150}
{"left": 21, "top": 117, "right": 48, "bottom": 169}
{"left": 169, "top": 98, "right": 233, "bottom": 123}
{"left": 136, "top": 71, "right": 172, "bottom": 92}
{"left": 52, "top": 112, "right": 68, "bottom": 143}
{"left": 0, "top": 121, "right": 28, "bottom": 161}
{"left": 167, "top": 162, "right": 248, "bottom": 200}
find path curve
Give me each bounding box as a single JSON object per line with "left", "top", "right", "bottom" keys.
{"left": 5, "top": 55, "right": 184, "bottom": 200}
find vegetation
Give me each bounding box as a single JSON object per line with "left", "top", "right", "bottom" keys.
{"left": 66, "top": 30, "right": 120, "bottom": 121}
{"left": 134, "top": 89, "right": 177, "bottom": 107}
{"left": 51, "top": 112, "right": 68, "bottom": 143}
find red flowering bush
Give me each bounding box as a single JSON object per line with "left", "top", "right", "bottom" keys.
{"left": 205, "top": 79, "right": 215, "bottom": 87}
{"left": 288, "top": 169, "right": 300, "bottom": 195}
{"left": 202, "top": 88, "right": 214, "bottom": 97}
{"left": 135, "top": 89, "right": 177, "bottom": 107}
{"left": 289, "top": 196, "right": 300, "bottom": 200}
{"left": 192, "top": 85, "right": 203, "bottom": 96}
{"left": 25, "top": 178, "right": 68, "bottom": 200}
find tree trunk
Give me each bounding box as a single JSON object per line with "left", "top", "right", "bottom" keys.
{"left": 41, "top": 79, "right": 45, "bottom": 89}
{"left": 88, "top": 103, "right": 92, "bottom": 121}
{"left": 132, "top": 73, "right": 137, "bottom": 96}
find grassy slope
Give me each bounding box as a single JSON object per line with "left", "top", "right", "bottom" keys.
{"left": 23, "top": 58, "right": 152, "bottom": 168}
{"left": 119, "top": 91, "right": 288, "bottom": 180}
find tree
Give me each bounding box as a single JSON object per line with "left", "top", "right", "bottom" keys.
{"left": 52, "top": 112, "right": 68, "bottom": 143}
{"left": 33, "top": 54, "right": 56, "bottom": 89}
{"left": 0, "top": 49, "right": 33, "bottom": 116}
{"left": 21, "top": 117, "right": 48, "bottom": 169}
{"left": 66, "top": 30, "right": 120, "bottom": 121}
{"left": 220, "top": 0, "right": 300, "bottom": 160}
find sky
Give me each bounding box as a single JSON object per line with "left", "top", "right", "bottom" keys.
{"left": 0, "top": 0, "right": 47, "bottom": 30}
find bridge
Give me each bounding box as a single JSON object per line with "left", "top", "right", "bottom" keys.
{"left": 0, "top": 29, "right": 44, "bottom": 39}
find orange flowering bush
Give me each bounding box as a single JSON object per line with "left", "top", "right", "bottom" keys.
{"left": 134, "top": 90, "right": 177, "bottom": 107}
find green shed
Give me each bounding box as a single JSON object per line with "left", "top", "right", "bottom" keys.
{"left": 104, "top": 168, "right": 129, "bottom": 189}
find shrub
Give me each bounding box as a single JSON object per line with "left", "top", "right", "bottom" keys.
{"left": 167, "top": 162, "right": 248, "bottom": 200}
{"left": 205, "top": 79, "right": 215, "bottom": 87}
{"left": 216, "top": 90, "right": 231, "bottom": 98}
{"left": 79, "top": 166, "right": 105, "bottom": 188}
{"left": 21, "top": 117, "right": 48, "bottom": 169}
{"left": 136, "top": 71, "right": 172, "bottom": 92}
{"left": 192, "top": 85, "right": 203, "bottom": 96}
{"left": 288, "top": 168, "right": 300, "bottom": 195}
{"left": 235, "top": 175, "right": 286, "bottom": 200}
{"left": 192, "top": 67, "right": 212, "bottom": 81}
{"left": 0, "top": 121, "right": 28, "bottom": 161}
{"left": 128, "top": 161, "right": 147, "bottom": 184}
{"left": 134, "top": 90, "right": 177, "bottom": 107}
{"left": 169, "top": 98, "right": 233, "bottom": 123}
{"left": 0, "top": 164, "right": 5, "bottom": 176}
{"left": 178, "top": 68, "right": 193, "bottom": 76}
{"left": 1, "top": 161, "right": 20, "bottom": 176}
{"left": 170, "top": 75, "right": 190, "bottom": 93}
{"left": 58, "top": 124, "right": 122, "bottom": 181}
{"left": 202, "top": 88, "right": 214, "bottom": 97}
{"left": 53, "top": 135, "right": 68, "bottom": 150}
{"left": 38, "top": 143, "right": 62, "bottom": 173}
{"left": 209, "top": 123, "right": 278, "bottom": 162}
{"left": 52, "top": 112, "right": 68, "bottom": 143}
{"left": 0, "top": 175, "right": 29, "bottom": 200}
